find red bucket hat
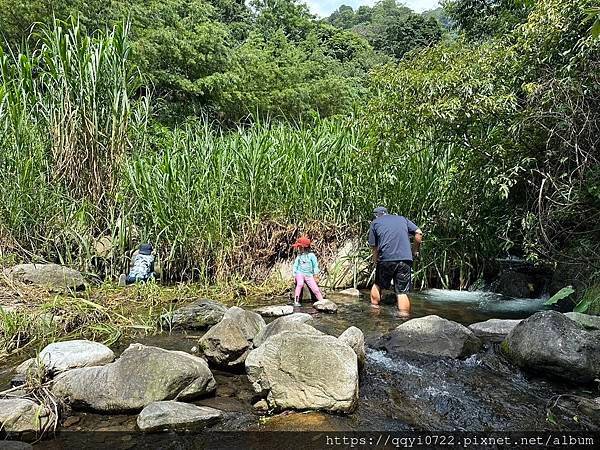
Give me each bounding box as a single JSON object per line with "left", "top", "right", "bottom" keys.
{"left": 292, "top": 236, "right": 311, "bottom": 249}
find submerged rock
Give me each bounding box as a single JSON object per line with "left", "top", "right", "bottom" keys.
{"left": 137, "top": 401, "right": 222, "bottom": 432}
{"left": 338, "top": 326, "right": 366, "bottom": 369}
{"left": 0, "top": 399, "right": 52, "bottom": 433}
{"left": 468, "top": 319, "right": 522, "bottom": 343}
{"left": 313, "top": 299, "right": 338, "bottom": 313}
{"left": 198, "top": 307, "right": 266, "bottom": 369}
{"left": 254, "top": 315, "right": 323, "bottom": 348}
{"left": 564, "top": 312, "right": 600, "bottom": 331}
{"left": 254, "top": 305, "right": 294, "bottom": 317}
{"left": 245, "top": 332, "right": 358, "bottom": 413}
{"left": 38, "top": 340, "right": 115, "bottom": 375}
{"left": 502, "top": 310, "right": 600, "bottom": 383}
{"left": 52, "top": 343, "right": 216, "bottom": 412}
{"left": 4, "top": 263, "right": 85, "bottom": 292}
{"left": 166, "top": 299, "right": 227, "bottom": 330}
{"left": 377, "top": 315, "right": 482, "bottom": 359}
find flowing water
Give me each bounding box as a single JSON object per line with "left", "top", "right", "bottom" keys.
{"left": 2, "top": 289, "right": 598, "bottom": 447}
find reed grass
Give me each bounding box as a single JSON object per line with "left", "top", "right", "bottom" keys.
{"left": 0, "top": 17, "right": 500, "bottom": 290}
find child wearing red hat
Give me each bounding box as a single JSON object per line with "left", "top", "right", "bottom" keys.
{"left": 292, "top": 236, "right": 324, "bottom": 306}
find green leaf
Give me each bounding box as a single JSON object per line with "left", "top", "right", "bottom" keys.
{"left": 591, "top": 20, "right": 600, "bottom": 39}
{"left": 544, "top": 286, "right": 575, "bottom": 306}
{"left": 574, "top": 297, "right": 594, "bottom": 313}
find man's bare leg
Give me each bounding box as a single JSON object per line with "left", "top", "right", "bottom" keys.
{"left": 397, "top": 293, "right": 411, "bottom": 317}
{"left": 370, "top": 284, "right": 382, "bottom": 308}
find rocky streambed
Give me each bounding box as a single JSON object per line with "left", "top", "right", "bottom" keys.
{"left": 1, "top": 290, "right": 600, "bottom": 448}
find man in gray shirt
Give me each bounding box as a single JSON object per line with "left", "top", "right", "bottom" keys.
{"left": 368, "top": 206, "right": 423, "bottom": 316}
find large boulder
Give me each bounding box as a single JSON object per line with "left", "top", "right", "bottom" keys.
{"left": 254, "top": 305, "right": 294, "bottom": 317}
{"left": 52, "top": 344, "right": 216, "bottom": 412}
{"left": 502, "top": 311, "right": 600, "bottom": 383}
{"left": 166, "top": 300, "right": 227, "bottom": 330}
{"left": 245, "top": 332, "right": 358, "bottom": 413}
{"left": 137, "top": 401, "right": 223, "bottom": 432}
{"left": 565, "top": 312, "right": 600, "bottom": 331}
{"left": 338, "top": 326, "right": 366, "bottom": 369}
{"left": 198, "top": 307, "right": 265, "bottom": 369}
{"left": 38, "top": 340, "right": 115, "bottom": 375}
{"left": 0, "top": 399, "right": 52, "bottom": 433}
{"left": 254, "top": 315, "right": 322, "bottom": 348}
{"left": 468, "top": 319, "right": 522, "bottom": 343}
{"left": 376, "top": 315, "right": 482, "bottom": 359}
{"left": 4, "top": 264, "right": 85, "bottom": 292}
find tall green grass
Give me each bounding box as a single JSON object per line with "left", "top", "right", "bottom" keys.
{"left": 0, "top": 17, "right": 497, "bottom": 288}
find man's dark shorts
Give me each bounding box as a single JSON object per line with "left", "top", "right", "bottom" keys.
{"left": 375, "top": 261, "right": 412, "bottom": 294}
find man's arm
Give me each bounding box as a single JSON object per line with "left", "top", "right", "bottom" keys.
{"left": 372, "top": 246, "right": 379, "bottom": 264}
{"left": 412, "top": 229, "right": 423, "bottom": 257}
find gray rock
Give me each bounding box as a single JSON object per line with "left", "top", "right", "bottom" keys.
{"left": 166, "top": 299, "right": 227, "bottom": 330}
{"left": 198, "top": 307, "right": 265, "bottom": 369}
{"left": 377, "top": 315, "right": 482, "bottom": 359}
{"left": 4, "top": 264, "right": 85, "bottom": 292}
{"left": 338, "top": 326, "right": 366, "bottom": 368}
{"left": 313, "top": 299, "right": 338, "bottom": 313}
{"left": 254, "top": 305, "right": 294, "bottom": 317}
{"left": 222, "top": 306, "right": 266, "bottom": 339}
{"left": 278, "top": 312, "right": 313, "bottom": 323}
{"left": 0, "top": 399, "right": 51, "bottom": 433}
{"left": 137, "top": 401, "right": 222, "bottom": 432}
{"left": 198, "top": 318, "right": 253, "bottom": 369}
{"left": 39, "top": 340, "right": 115, "bottom": 374}
{"left": 254, "top": 316, "right": 323, "bottom": 348}
{"left": 52, "top": 343, "right": 216, "bottom": 412}
{"left": 245, "top": 332, "right": 358, "bottom": 413}
{"left": 338, "top": 288, "right": 361, "bottom": 297}
{"left": 565, "top": 312, "right": 600, "bottom": 331}
{"left": 502, "top": 310, "right": 600, "bottom": 383}
{"left": 468, "top": 319, "right": 523, "bottom": 343}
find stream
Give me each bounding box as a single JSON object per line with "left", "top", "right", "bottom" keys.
{"left": 2, "top": 289, "right": 598, "bottom": 448}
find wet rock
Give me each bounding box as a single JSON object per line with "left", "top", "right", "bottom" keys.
{"left": 4, "top": 263, "right": 85, "bottom": 292}
{"left": 198, "top": 307, "right": 266, "bottom": 369}
{"left": 338, "top": 288, "right": 361, "bottom": 297}
{"left": 0, "top": 399, "right": 51, "bottom": 433}
{"left": 246, "top": 332, "right": 358, "bottom": 413}
{"left": 565, "top": 312, "right": 600, "bottom": 331}
{"left": 39, "top": 340, "right": 115, "bottom": 375}
{"left": 137, "top": 401, "right": 222, "bottom": 432}
{"left": 468, "top": 319, "right": 523, "bottom": 343}
{"left": 254, "top": 305, "right": 294, "bottom": 317}
{"left": 254, "top": 315, "right": 323, "bottom": 348}
{"left": 165, "top": 299, "right": 227, "bottom": 330}
{"left": 502, "top": 310, "right": 600, "bottom": 383}
{"left": 377, "top": 315, "right": 482, "bottom": 359}
{"left": 253, "top": 399, "right": 269, "bottom": 412}
{"left": 52, "top": 343, "right": 216, "bottom": 412}
{"left": 338, "top": 326, "right": 366, "bottom": 368}
{"left": 313, "top": 299, "right": 338, "bottom": 313}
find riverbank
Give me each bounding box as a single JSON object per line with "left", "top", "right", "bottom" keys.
{"left": 1, "top": 290, "right": 599, "bottom": 447}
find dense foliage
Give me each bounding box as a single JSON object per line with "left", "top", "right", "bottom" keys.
{"left": 0, "top": 0, "right": 599, "bottom": 312}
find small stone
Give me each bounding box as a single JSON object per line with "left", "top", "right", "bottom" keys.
{"left": 190, "top": 346, "right": 198, "bottom": 353}
{"left": 313, "top": 299, "right": 338, "bottom": 313}
{"left": 137, "top": 401, "right": 223, "bottom": 432}
{"left": 254, "top": 305, "right": 294, "bottom": 317}
{"left": 63, "top": 416, "right": 81, "bottom": 427}
{"left": 338, "top": 288, "right": 361, "bottom": 297}
{"left": 253, "top": 399, "right": 269, "bottom": 412}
